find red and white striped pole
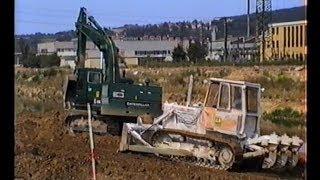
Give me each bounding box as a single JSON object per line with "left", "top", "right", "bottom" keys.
{"left": 87, "top": 103, "right": 96, "bottom": 180}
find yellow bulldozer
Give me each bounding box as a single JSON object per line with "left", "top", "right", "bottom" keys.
{"left": 119, "top": 78, "right": 304, "bottom": 170}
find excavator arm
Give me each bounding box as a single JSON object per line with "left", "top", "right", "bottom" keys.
{"left": 75, "top": 7, "right": 120, "bottom": 83}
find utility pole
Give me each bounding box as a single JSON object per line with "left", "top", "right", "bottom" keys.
{"left": 247, "top": 0, "right": 250, "bottom": 38}
{"left": 256, "top": 0, "right": 272, "bottom": 63}
{"left": 261, "top": 3, "right": 266, "bottom": 63}
{"left": 224, "top": 17, "right": 228, "bottom": 62}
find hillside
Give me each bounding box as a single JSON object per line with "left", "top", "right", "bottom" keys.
{"left": 15, "top": 6, "right": 306, "bottom": 53}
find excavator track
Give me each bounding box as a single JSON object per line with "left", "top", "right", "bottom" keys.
{"left": 65, "top": 114, "right": 121, "bottom": 136}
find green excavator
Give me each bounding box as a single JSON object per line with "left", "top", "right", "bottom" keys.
{"left": 63, "top": 7, "right": 163, "bottom": 135}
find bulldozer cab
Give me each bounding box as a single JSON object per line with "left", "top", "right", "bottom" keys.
{"left": 203, "top": 78, "right": 261, "bottom": 138}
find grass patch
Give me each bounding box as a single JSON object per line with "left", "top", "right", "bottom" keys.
{"left": 245, "top": 73, "right": 305, "bottom": 101}
{"left": 262, "top": 107, "right": 305, "bottom": 128}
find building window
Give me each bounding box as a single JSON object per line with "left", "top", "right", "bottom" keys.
{"left": 41, "top": 49, "right": 48, "bottom": 53}
{"left": 276, "top": 41, "right": 279, "bottom": 48}
{"left": 291, "top": 26, "right": 295, "bottom": 47}
{"left": 134, "top": 51, "right": 138, "bottom": 55}
{"left": 300, "top": 25, "right": 303, "bottom": 47}
{"left": 304, "top": 25, "right": 307, "bottom": 46}
{"left": 284, "top": 27, "right": 287, "bottom": 47}
{"left": 288, "top": 27, "right": 290, "bottom": 48}
{"left": 271, "top": 27, "right": 275, "bottom": 34}
{"left": 272, "top": 41, "right": 275, "bottom": 48}
{"left": 276, "top": 27, "right": 279, "bottom": 35}
{"left": 299, "top": 53, "right": 303, "bottom": 61}
{"left": 296, "top": 26, "right": 299, "bottom": 47}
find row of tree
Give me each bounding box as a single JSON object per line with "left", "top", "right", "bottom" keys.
{"left": 17, "top": 38, "right": 61, "bottom": 68}
{"left": 172, "top": 41, "right": 207, "bottom": 63}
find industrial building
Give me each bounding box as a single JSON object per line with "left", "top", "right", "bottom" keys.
{"left": 37, "top": 39, "right": 188, "bottom": 68}
{"left": 37, "top": 39, "right": 105, "bottom": 69}
{"left": 264, "top": 20, "right": 307, "bottom": 61}
{"left": 206, "top": 27, "right": 258, "bottom": 62}
{"left": 115, "top": 39, "right": 188, "bottom": 65}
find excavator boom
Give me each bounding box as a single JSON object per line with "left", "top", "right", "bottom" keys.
{"left": 75, "top": 7, "right": 120, "bottom": 83}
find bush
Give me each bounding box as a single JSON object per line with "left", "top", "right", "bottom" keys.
{"left": 22, "top": 54, "right": 40, "bottom": 68}
{"left": 22, "top": 54, "right": 61, "bottom": 68}
{"left": 262, "top": 107, "right": 305, "bottom": 128}
{"left": 39, "top": 54, "right": 61, "bottom": 68}
{"left": 43, "top": 68, "right": 58, "bottom": 77}
{"left": 217, "top": 68, "right": 231, "bottom": 78}
{"left": 140, "top": 59, "right": 305, "bottom": 68}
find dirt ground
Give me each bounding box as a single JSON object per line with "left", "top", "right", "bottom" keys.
{"left": 15, "top": 110, "right": 304, "bottom": 180}
{"left": 14, "top": 66, "right": 306, "bottom": 179}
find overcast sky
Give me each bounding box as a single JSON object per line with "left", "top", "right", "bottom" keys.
{"left": 15, "top": 0, "right": 305, "bottom": 35}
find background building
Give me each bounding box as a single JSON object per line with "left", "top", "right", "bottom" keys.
{"left": 115, "top": 40, "right": 188, "bottom": 65}
{"left": 206, "top": 26, "right": 258, "bottom": 62}
{"left": 37, "top": 38, "right": 189, "bottom": 68}
{"left": 264, "top": 20, "right": 307, "bottom": 61}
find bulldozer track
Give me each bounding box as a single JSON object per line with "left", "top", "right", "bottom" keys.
{"left": 158, "top": 153, "right": 233, "bottom": 170}
{"left": 148, "top": 129, "right": 238, "bottom": 170}
{"left": 157, "top": 129, "right": 244, "bottom": 158}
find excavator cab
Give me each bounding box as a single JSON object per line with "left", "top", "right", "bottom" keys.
{"left": 203, "top": 78, "right": 261, "bottom": 139}
{"left": 63, "top": 68, "right": 103, "bottom": 111}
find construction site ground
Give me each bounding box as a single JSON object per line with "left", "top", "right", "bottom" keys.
{"left": 15, "top": 66, "right": 306, "bottom": 179}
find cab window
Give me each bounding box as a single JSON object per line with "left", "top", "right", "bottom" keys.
{"left": 205, "top": 82, "right": 220, "bottom": 108}
{"left": 219, "top": 84, "right": 230, "bottom": 109}
{"left": 246, "top": 87, "right": 258, "bottom": 113}
{"left": 88, "top": 72, "right": 101, "bottom": 84}
{"left": 231, "top": 86, "right": 242, "bottom": 110}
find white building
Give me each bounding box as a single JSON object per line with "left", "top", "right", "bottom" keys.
{"left": 37, "top": 40, "right": 100, "bottom": 69}
{"left": 37, "top": 38, "right": 189, "bottom": 68}
{"left": 114, "top": 40, "right": 187, "bottom": 65}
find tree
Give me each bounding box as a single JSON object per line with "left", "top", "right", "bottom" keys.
{"left": 38, "top": 54, "right": 61, "bottom": 68}
{"left": 172, "top": 44, "right": 187, "bottom": 63}
{"left": 187, "top": 42, "right": 207, "bottom": 63}
{"left": 22, "top": 54, "right": 61, "bottom": 68}
{"left": 17, "top": 38, "right": 36, "bottom": 67}
{"left": 22, "top": 54, "right": 40, "bottom": 68}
